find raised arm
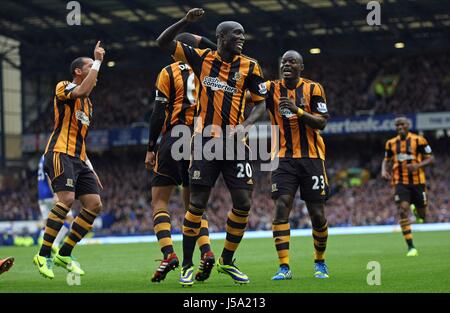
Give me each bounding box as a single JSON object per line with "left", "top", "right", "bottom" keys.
{"left": 156, "top": 8, "right": 205, "bottom": 54}
{"left": 71, "top": 41, "right": 105, "bottom": 98}
{"left": 193, "top": 34, "right": 217, "bottom": 50}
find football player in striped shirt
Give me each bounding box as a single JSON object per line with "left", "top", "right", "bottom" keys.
{"left": 264, "top": 50, "right": 330, "bottom": 280}
{"left": 382, "top": 116, "right": 434, "bottom": 256}
{"left": 157, "top": 8, "right": 268, "bottom": 286}
{"left": 33, "top": 41, "right": 105, "bottom": 279}
{"left": 145, "top": 33, "right": 216, "bottom": 283}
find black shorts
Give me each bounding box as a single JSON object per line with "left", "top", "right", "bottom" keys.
{"left": 189, "top": 136, "right": 254, "bottom": 190}
{"left": 44, "top": 151, "right": 100, "bottom": 198}
{"left": 394, "top": 184, "right": 427, "bottom": 208}
{"left": 152, "top": 132, "right": 190, "bottom": 187}
{"left": 271, "top": 158, "right": 329, "bottom": 202}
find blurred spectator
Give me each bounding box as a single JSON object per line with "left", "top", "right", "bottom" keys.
{"left": 24, "top": 53, "right": 450, "bottom": 135}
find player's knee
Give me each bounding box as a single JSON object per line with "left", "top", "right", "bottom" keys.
{"left": 190, "top": 185, "right": 211, "bottom": 210}
{"left": 399, "top": 201, "right": 409, "bottom": 210}
{"left": 273, "top": 195, "right": 292, "bottom": 222}
{"left": 275, "top": 195, "right": 292, "bottom": 210}
{"left": 307, "top": 202, "right": 326, "bottom": 227}
{"left": 190, "top": 198, "right": 207, "bottom": 212}
{"left": 190, "top": 194, "right": 208, "bottom": 210}
{"left": 87, "top": 199, "right": 103, "bottom": 215}
{"left": 231, "top": 190, "right": 252, "bottom": 212}
{"left": 151, "top": 187, "right": 172, "bottom": 208}
{"left": 398, "top": 210, "right": 409, "bottom": 219}
{"left": 274, "top": 203, "right": 290, "bottom": 222}
{"left": 57, "top": 194, "right": 75, "bottom": 208}
{"left": 151, "top": 198, "right": 169, "bottom": 211}
{"left": 310, "top": 214, "right": 326, "bottom": 228}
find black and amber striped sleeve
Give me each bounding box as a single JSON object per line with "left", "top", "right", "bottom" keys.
{"left": 417, "top": 136, "right": 433, "bottom": 156}
{"left": 310, "top": 83, "right": 329, "bottom": 117}
{"left": 155, "top": 68, "right": 171, "bottom": 102}
{"left": 264, "top": 81, "right": 273, "bottom": 111}
{"left": 55, "top": 81, "right": 77, "bottom": 100}
{"left": 384, "top": 140, "right": 393, "bottom": 160}
{"left": 246, "top": 62, "right": 267, "bottom": 103}
{"left": 173, "top": 41, "right": 209, "bottom": 74}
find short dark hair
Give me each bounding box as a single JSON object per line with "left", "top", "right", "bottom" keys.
{"left": 175, "top": 33, "right": 198, "bottom": 48}
{"left": 70, "top": 57, "right": 88, "bottom": 76}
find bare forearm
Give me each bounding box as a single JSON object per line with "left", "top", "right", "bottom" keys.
{"left": 196, "top": 34, "right": 217, "bottom": 49}
{"left": 418, "top": 155, "right": 434, "bottom": 168}
{"left": 77, "top": 69, "right": 99, "bottom": 97}
{"left": 242, "top": 103, "right": 266, "bottom": 128}
{"left": 299, "top": 111, "right": 327, "bottom": 130}
{"left": 157, "top": 18, "right": 189, "bottom": 52}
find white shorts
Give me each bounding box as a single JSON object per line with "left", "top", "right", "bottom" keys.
{"left": 38, "top": 199, "right": 72, "bottom": 219}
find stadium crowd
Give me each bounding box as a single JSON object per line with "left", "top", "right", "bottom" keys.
{"left": 25, "top": 53, "right": 450, "bottom": 134}
{"left": 1, "top": 152, "right": 449, "bottom": 235}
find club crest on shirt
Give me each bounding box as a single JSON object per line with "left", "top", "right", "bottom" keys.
{"left": 233, "top": 72, "right": 242, "bottom": 81}
{"left": 192, "top": 170, "right": 201, "bottom": 180}
{"left": 272, "top": 183, "right": 278, "bottom": 192}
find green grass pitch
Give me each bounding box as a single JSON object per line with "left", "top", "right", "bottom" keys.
{"left": 1, "top": 231, "right": 449, "bottom": 293}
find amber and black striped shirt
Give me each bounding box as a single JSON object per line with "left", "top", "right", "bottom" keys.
{"left": 265, "top": 78, "right": 328, "bottom": 159}
{"left": 173, "top": 41, "right": 267, "bottom": 136}
{"left": 384, "top": 132, "right": 432, "bottom": 185}
{"left": 45, "top": 81, "right": 92, "bottom": 161}
{"left": 155, "top": 61, "right": 197, "bottom": 133}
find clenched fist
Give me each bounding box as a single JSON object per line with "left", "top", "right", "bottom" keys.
{"left": 183, "top": 8, "right": 204, "bottom": 23}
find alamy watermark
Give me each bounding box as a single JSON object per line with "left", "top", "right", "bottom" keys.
{"left": 169, "top": 118, "right": 280, "bottom": 172}
{"left": 67, "top": 1, "right": 81, "bottom": 26}
{"left": 366, "top": 261, "right": 381, "bottom": 286}
{"left": 366, "top": 1, "right": 381, "bottom": 26}
{"left": 66, "top": 260, "right": 82, "bottom": 286}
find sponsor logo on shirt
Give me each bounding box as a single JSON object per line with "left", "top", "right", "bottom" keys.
{"left": 76, "top": 111, "right": 90, "bottom": 126}
{"left": 397, "top": 153, "right": 415, "bottom": 162}
{"left": 202, "top": 76, "right": 238, "bottom": 94}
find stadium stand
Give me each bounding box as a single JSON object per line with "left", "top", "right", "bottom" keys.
{"left": 24, "top": 52, "right": 450, "bottom": 135}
